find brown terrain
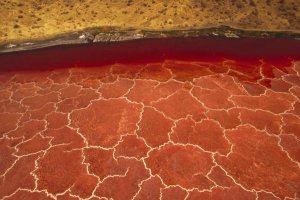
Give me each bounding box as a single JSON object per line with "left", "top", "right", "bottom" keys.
{"left": 0, "top": 0, "right": 299, "bottom": 44}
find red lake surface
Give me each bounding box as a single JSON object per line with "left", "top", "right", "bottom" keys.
{"left": 0, "top": 37, "right": 300, "bottom": 200}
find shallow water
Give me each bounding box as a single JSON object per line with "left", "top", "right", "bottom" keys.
{"left": 0, "top": 38, "right": 300, "bottom": 199}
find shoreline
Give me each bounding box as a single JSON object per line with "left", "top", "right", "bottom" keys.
{"left": 1, "top": 26, "right": 300, "bottom": 54}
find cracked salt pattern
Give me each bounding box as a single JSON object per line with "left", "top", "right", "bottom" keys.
{"left": 0, "top": 59, "right": 300, "bottom": 200}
